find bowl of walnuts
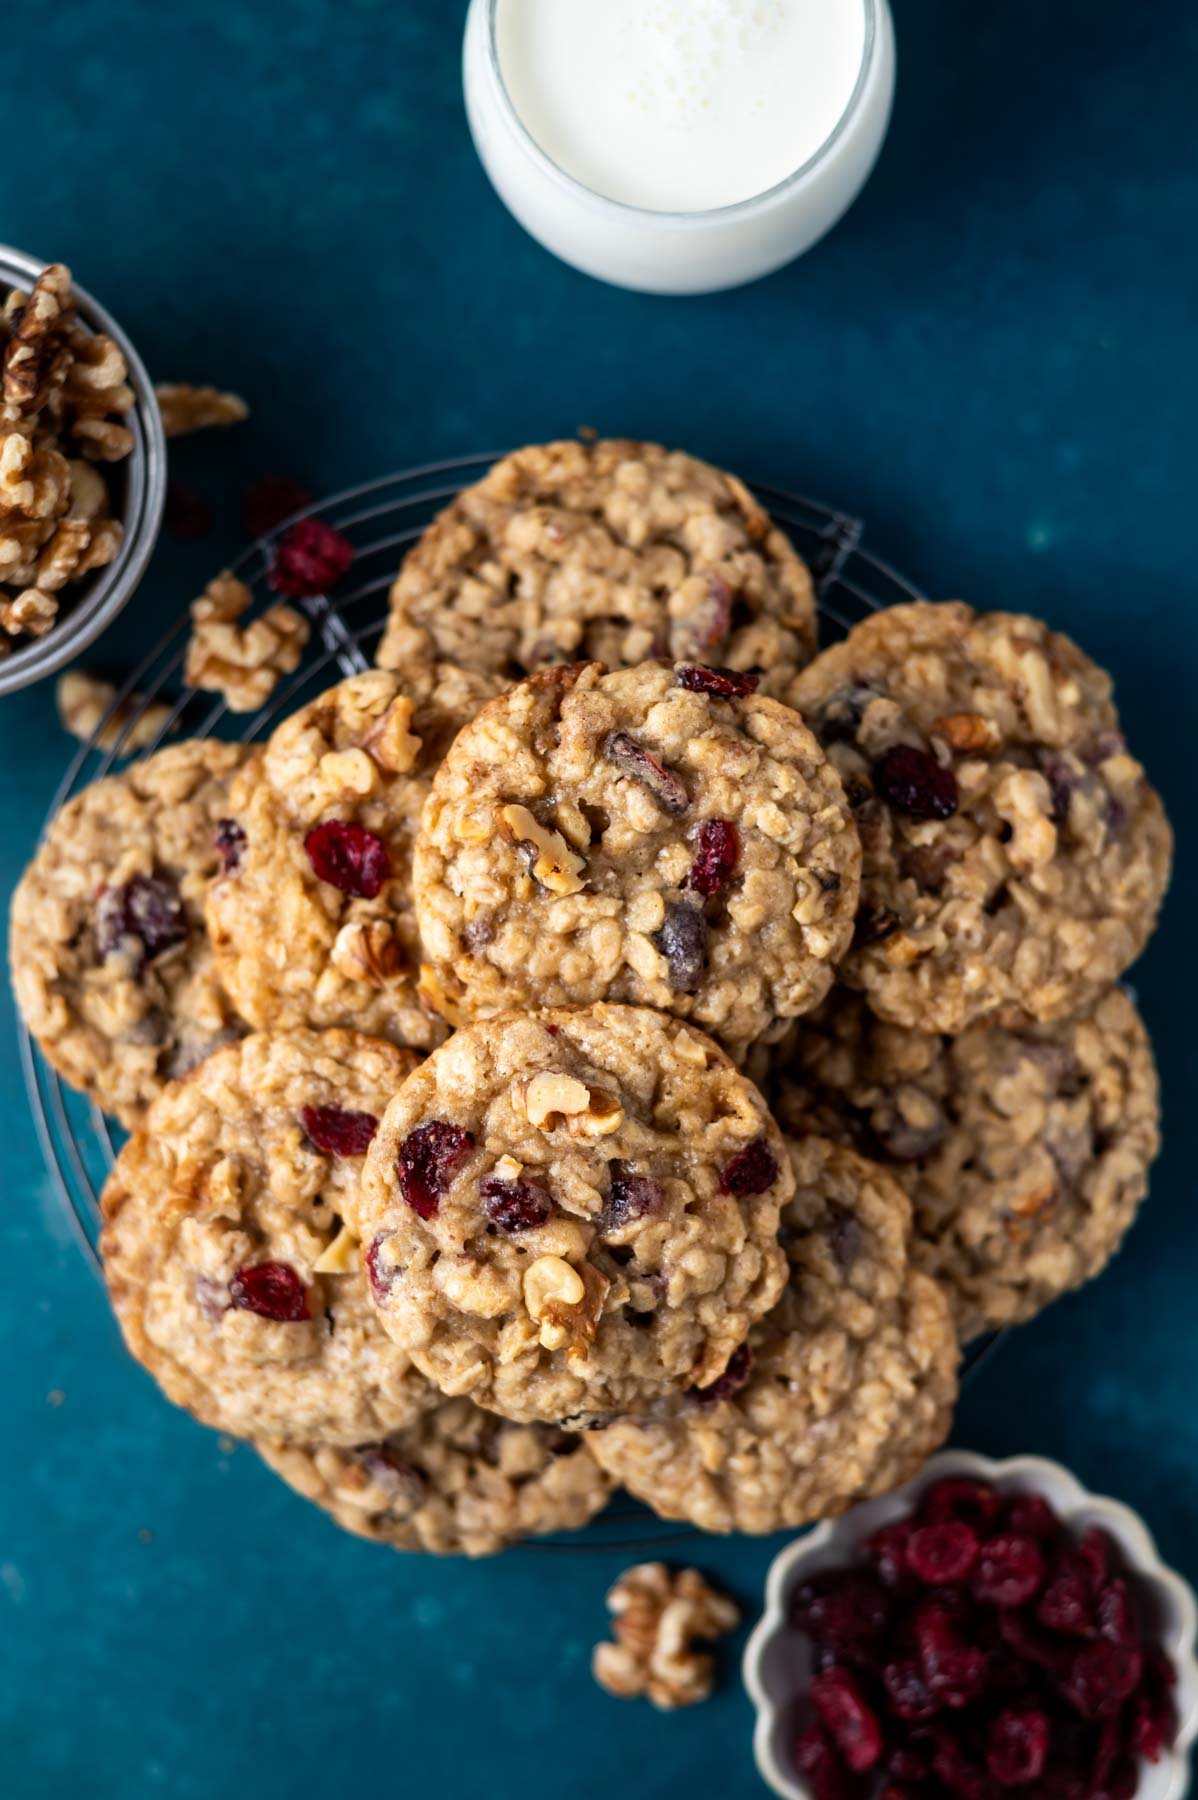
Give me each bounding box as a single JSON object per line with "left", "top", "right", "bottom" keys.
{"left": 0, "top": 246, "right": 167, "bottom": 696}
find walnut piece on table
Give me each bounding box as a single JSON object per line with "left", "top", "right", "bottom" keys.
{"left": 155, "top": 383, "right": 249, "bottom": 439}
{"left": 183, "top": 570, "right": 309, "bottom": 712}
{"left": 56, "top": 668, "right": 174, "bottom": 752}
{"left": 592, "top": 1563, "right": 740, "bottom": 1710}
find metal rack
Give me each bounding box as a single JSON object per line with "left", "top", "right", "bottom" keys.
{"left": 17, "top": 452, "right": 992, "bottom": 1548}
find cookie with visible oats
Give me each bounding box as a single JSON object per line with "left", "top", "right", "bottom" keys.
{"left": 100, "top": 1029, "right": 430, "bottom": 1444}
{"left": 375, "top": 438, "right": 816, "bottom": 692}
{"left": 259, "top": 1398, "right": 612, "bottom": 1556}
{"left": 413, "top": 660, "right": 860, "bottom": 1054}
{"left": 357, "top": 1005, "right": 792, "bottom": 1428}
{"left": 588, "top": 1137, "right": 959, "bottom": 1535}
{"left": 791, "top": 602, "right": 1172, "bottom": 1032}
{"left": 205, "top": 667, "right": 503, "bottom": 1051}
{"left": 774, "top": 985, "right": 1160, "bottom": 1342}
{"left": 10, "top": 739, "right": 248, "bottom": 1128}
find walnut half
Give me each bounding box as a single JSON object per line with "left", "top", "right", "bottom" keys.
{"left": 592, "top": 1564, "right": 739, "bottom": 1710}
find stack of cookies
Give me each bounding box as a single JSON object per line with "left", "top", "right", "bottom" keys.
{"left": 10, "top": 440, "right": 1172, "bottom": 1554}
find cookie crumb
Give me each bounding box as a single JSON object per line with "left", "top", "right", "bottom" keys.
{"left": 592, "top": 1563, "right": 738, "bottom": 1710}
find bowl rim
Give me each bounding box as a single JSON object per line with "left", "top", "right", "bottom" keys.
{"left": 0, "top": 244, "right": 167, "bottom": 696}
{"left": 743, "top": 1448, "right": 1198, "bottom": 1800}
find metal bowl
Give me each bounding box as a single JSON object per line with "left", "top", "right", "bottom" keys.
{"left": 0, "top": 244, "right": 167, "bottom": 696}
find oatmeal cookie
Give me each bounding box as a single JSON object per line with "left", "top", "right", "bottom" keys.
{"left": 791, "top": 602, "right": 1172, "bottom": 1031}
{"left": 414, "top": 661, "right": 860, "bottom": 1052}
{"left": 588, "top": 1137, "right": 959, "bottom": 1534}
{"left": 259, "top": 1398, "right": 612, "bottom": 1556}
{"left": 10, "top": 739, "right": 247, "bottom": 1127}
{"left": 775, "top": 985, "right": 1160, "bottom": 1341}
{"left": 375, "top": 439, "right": 816, "bottom": 693}
{"left": 100, "top": 1029, "right": 430, "bottom": 1443}
{"left": 358, "top": 1005, "right": 792, "bottom": 1426}
{"left": 205, "top": 667, "right": 502, "bottom": 1050}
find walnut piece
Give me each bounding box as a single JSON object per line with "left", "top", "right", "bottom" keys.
{"left": 592, "top": 1564, "right": 739, "bottom": 1710}
{"left": 56, "top": 669, "right": 174, "bottom": 752}
{"left": 331, "top": 920, "right": 407, "bottom": 988}
{"left": 499, "top": 803, "right": 586, "bottom": 895}
{"left": 522, "top": 1255, "right": 609, "bottom": 1359}
{"left": 312, "top": 1224, "right": 360, "bottom": 1274}
{"left": 155, "top": 383, "right": 249, "bottom": 439}
{"left": 183, "top": 571, "right": 309, "bottom": 711}
{"left": 517, "top": 1072, "right": 625, "bottom": 1137}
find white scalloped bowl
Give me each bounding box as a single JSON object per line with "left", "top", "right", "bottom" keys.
{"left": 743, "top": 1451, "right": 1198, "bottom": 1800}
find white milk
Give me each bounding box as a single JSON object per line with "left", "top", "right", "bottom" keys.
{"left": 495, "top": 0, "right": 868, "bottom": 214}
{"left": 463, "top": 0, "right": 896, "bottom": 294}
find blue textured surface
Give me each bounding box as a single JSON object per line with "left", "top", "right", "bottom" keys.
{"left": 1, "top": 4, "right": 1196, "bottom": 1796}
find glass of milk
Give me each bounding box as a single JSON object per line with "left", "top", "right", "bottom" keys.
{"left": 463, "top": 0, "right": 896, "bottom": 295}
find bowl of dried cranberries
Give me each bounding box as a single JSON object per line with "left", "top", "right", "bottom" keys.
{"left": 743, "top": 1451, "right": 1197, "bottom": 1800}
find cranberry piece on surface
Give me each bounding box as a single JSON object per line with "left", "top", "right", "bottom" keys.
{"left": 874, "top": 744, "right": 960, "bottom": 820}
{"left": 674, "top": 664, "right": 760, "bottom": 699}
{"left": 987, "top": 1706, "right": 1050, "bottom": 1786}
{"left": 811, "top": 1666, "right": 884, "bottom": 1772}
{"left": 920, "top": 1477, "right": 1003, "bottom": 1530}
{"left": 867, "top": 1519, "right": 916, "bottom": 1588}
{"left": 1038, "top": 1569, "right": 1096, "bottom": 1636}
{"left": 480, "top": 1173, "right": 553, "bottom": 1233}
{"left": 301, "top": 1104, "right": 379, "bottom": 1157}
{"left": 95, "top": 873, "right": 188, "bottom": 964}
{"left": 268, "top": 516, "right": 354, "bottom": 596}
{"left": 907, "top": 1521, "right": 980, "bottom": 1585}
{"left": 602, "top": 730, "right": 689, "bottom": 813}
{"left": 597, "top": 1163, "right": 663, "bottom": 1234}
{"left": 228, "top": 1261, "right": 310, "bottom": 1322}
{"left": 972, "top": 1533, "right": 1047, "bottom": 1608}
{"left": 653, "top": 900, "right": 707, "bottom": 992}
{"left": 686, "top": 818, "right": 741, "bottom": 897}
{"left": 213, "top": 817, "right": 246, "bottom": 874}
{"left": 719, "top": 1136, "right": 779, "bottom": 1196}
{"left": 398, "top": 1121, "right": 474, "bottom": 1219}
{"left": 790, "top": 1573, "right": 891, "bottom": 1666}
{"left": 693, "top": 1343, "right": 752, "bottom": 1407}
{"left": 304, "top": 820, "right": 391, "bottom": 897}
{"left": 793, "top": 1722, "right": 865, "bottom": 1800}
{"left": 165, "top": 478, "right": 213, "bottom": 540}
{"left": 243, "top": 474, "right": 315, "bottom": 541}
{"left": 882, "top": 1657, "right": 940, "bottom": 1722}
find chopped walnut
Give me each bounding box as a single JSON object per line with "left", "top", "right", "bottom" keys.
{"left": 516, "top": 1072, "right": 625, "bottom": 1137}
{"left": 155, "top": 382, "right": 249, "bottom": 439}
{"left": 56, "top": 669, "right": 174, "bottom": 752}
{"left": 331, "top": 919, "right": 407, "bottom": 988}
{"left": 0, "top": 434, "right": 71, "bottom": 519}
{"left": 592, "top": 1565, "right": 739, "bottom": 1710}
{"left": 0, "top": 588, "right": 57, "bottom": 638}
{"left": 523, "top": 1255, "right": 609, "bottom": 1360}
{"left": 184, "top": 571, "right": 309, "bottom": 711}
{"left": 499, "top": 803, "right": 586, "bottom": 894}
{"left": 1, "top": 264, "right": 74, "bottom": 419}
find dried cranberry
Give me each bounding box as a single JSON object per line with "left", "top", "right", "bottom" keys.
{"left": 686, "top": 819, "right": 741, "bottom": 897}
{"left": 674, "top": 664, "right": 760, "bottom": 699}
{"left": 996, "top": 1606, "right": 1073, "bottom": 1678}
{"left": 1003, "top": 1492, "right": 1062, "bottom": 1539}
{"left": 228, "top": 1262, "right": 310, "bottom": 1322}
{"left": 793, "top": 1722, "right": 865, "bottom": 1800}
{"left": 972, "top": 1534, "right": 1047, "bottom": 1608}
{"left": 597, "top": 1163, "right": 663, "bottom": 1233}
{"left": 671, "top": 573, "right": 734, "bottom": 660}
{"left": 480, "top": 1173, "right": 553, "bottom": 1232}
{"left": 719, "top": 1136, "right": 779, "bottom": 1195}
{"left": 1077, "top": 1527, "right": 1117, "bottom": 1594}
{"left": 213, "top": 817, "right": 246, "bottom": 874}
{"left": 95, "top": 874, "right": 188, "bottom": 964}
{"left": 243, "top": 474, "right": 314, "bottom": 541}
{"left": 602, "top": 730, "right": 689, "bottom": 813}
{"left": 882, "top": 1659, "right": 939, "bottom": 1722}
{"left": 986, "top": 1707, "right": 1050, "bottom": 1786}
{"left": 874, "top": 744, "right": 959, "bottom": 820}
{"left": 931, "top": 1731, "right": 991, "bottom": 1800}
{"left": 693, "top": 1344, "right": 752, "bottom": 1406}
{"left": 914, "top": 1602, "right": 988, "bottom": 1707}
{"left": 1063, "top": 1640, "right": 1143, "bottom": 1721}
{"left": 1093, "top": 1754, "right": 1141, "bottom": 1800}
{"left": 921, "top": 1478, "right": 1003, "bottom": 1530}
{"left": 792, "top": 1574, "right": 891, "bottom": 1669}
{"left": 810, "top": 1667, "right": 883, "bottom": 1773}
{"left": 653, "top": 900, "right": 707, "bottom": 992}
{"left": 366, "top": 1233, "right": 396, "bottom": 1300}
{"left": 886, "top": 1744, "right": 933, "bottom": 1784}
{"left": 357, "top": 1445, "right": 426, "bottom": 1508}
{"left": 398, "top": 1121, "right": 474, "bottom": 1219}
{"left": 868, "top": 1520, "right": 915, "bottom": 1588}
{"left": 164, "top": 478, "right": 213, "bottom": 540}
{"left": 1096, "top": 1578, "right": 1138, "bottom": 1649}
{"left": 301, "top": 1104, "right": 378, "bottom": 1156}
{"left": 907, "top": 1522, "right": 980, "bottom": 1586}
{"left": 268, "top": 516, "right": 354, "bottom": 596}
{"left": 827, "top": 1204, "right": 863, "bottom": 1274}
{"left": 1038, "top": 1569, "right": 1095, "bottom": 1636}
{"left": 304, "top": 820, "right": 391, "bottom": 897}
{"left": 1129, "top": 1650, "right": 1178, "bottom": 1761}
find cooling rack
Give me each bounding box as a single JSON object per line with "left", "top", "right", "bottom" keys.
{"left": 17, "top": 450, "right": 997, "bottom": 1549}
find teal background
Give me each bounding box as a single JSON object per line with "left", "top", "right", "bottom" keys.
{"left": 1, "top": 3, "right": 1195, "bottom": 1795}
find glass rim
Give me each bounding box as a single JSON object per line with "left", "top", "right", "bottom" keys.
{"left": 479, "top": 0, "right": 881, "bottom": 225}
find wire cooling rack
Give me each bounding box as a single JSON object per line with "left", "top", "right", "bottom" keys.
{"left": 17, "top": 450, "right": 998, "bottom": 1549}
